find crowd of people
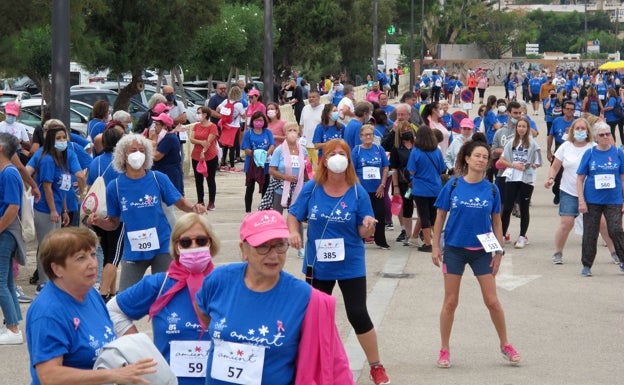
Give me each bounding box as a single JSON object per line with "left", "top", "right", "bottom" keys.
{"left": 3, "top": 64, "right": 624, "bottom": 383}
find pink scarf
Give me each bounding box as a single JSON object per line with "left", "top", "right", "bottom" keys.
{"left": 281, "top": 140, "right": 305, "bottom": 207}
{"left": 148, "top": 259, "right": 214, "bottom": 330}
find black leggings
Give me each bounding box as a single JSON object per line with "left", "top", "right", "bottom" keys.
{"left": 192, "top": 157, "right": 218, "bottom": 204}
{"left": 501, "top": 181, "right": 534, "bottom": 237}
{"left": 311, "top": 276, "right": 374, "bottom": 334}
{"left": 413, "top": 195, "right": 437, "bottom": 229}
{"left": 221, "top": 146, "right": 235, "bottom": 167}
{"left": 368, "top": 192, "right": 388, "bottom": 247}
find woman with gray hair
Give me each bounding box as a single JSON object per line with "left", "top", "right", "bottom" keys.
{"left": 88, "top": 134, "right": 207, "bottom": 290}
{"left": 134, "top": 93, "right": 167, "bottom": 134}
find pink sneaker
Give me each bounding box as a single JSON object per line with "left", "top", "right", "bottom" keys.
{"left": 437, "top": 349, "right": 450, "bottom": 368}
{"left": 501, "top": 344, "right": 521, "bottom": 365}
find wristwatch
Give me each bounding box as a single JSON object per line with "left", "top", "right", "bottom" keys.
{"left": 495, "top": 250, "right": 505, "bottom": 256}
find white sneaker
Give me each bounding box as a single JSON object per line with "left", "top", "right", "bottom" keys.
{"left": 514, "top": 236, "right": 527, "bottom": 249}
{"left": 0, "top": 329, "right": 23, "bottom": 345}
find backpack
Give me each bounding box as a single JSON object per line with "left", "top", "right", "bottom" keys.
{"left": 218, "top": 99, "right": 236, "bottom": 127}
{"left": 613, "top": 98, "right": 624, "bottom": 120}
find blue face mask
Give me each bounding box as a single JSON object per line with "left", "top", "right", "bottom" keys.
{"left": 127, "top": 122, "right": 133, "bottom": 132}
{"left": 331, "top": 111, "right": 340, "bottom": 122}
{"left": 5, "top": 115, "right": 16, "bottom": 125}
{"left": 54, "top": 141, "right": 68, "bottom": 151}
{"left": 574, "top": 131, "right": 588, "bottom": 142}
{"left": 165, "top": 93, "right": 175, "bottom": 102}
{"left": 510, "top": 117, "right": 518, "bottom": 125}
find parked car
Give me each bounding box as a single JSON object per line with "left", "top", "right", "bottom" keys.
{"left": 0, "top": 90, "right": 31, "bottom": 104}
{"left": 1, "top": 98, "right": 89, "bottom": 137}
{"left": 132, "top": 84, "right": 198, "bottom": 123}
{"left": 69, "top": 87, "right": 148, "bottom": 121}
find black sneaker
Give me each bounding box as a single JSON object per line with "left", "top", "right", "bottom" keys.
{"left": 418, "top": 244, "right": 432, "bottom": 252}
{"left": 396, "top": 230, "right": 406, "bottom": 242}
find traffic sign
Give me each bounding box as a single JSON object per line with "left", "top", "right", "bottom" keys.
{"left": 387, "top": 25, "right": 395, "bottom": 35}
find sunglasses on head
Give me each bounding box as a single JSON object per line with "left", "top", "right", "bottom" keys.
{"left": 178, "top": 236, "right": 210, "bottom": 248}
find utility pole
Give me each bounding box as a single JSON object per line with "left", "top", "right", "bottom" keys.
{"left": 373, "top": 0, "right": 379, "bottom": 77}
{"left": 263, "top": 0, "right": 274, "bottom": 103}
{"left": 51, "top": 0, "right": 70, "bottom": 128}
{"left": 584, "top": 0, "right": 588, "bottom": 56}
{"left": 409, "top": 0, "right": 414, "bottom": 91}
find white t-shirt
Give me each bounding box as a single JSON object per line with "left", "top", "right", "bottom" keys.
{"left": 0, "top": 121, "right": 30, "bottom": 143}
{"left": 337, "top": 97, "right": 354, "bottom": 126}
{"left": 300, "top": 104, "right": 324, "bottom": 148}
{"left": 217, "top": 99, "right": 246, "bottom": 127}
{"left": 554, "top": 140, "right": 595, "bottom": 196}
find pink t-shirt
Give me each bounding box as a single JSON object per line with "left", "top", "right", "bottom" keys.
{"left": 268, "top": 119, "right": 286, "bottom": 146}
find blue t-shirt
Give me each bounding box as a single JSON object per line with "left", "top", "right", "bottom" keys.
{"left": 549, "top": 117, "right": 573, "bottom": 145}
{"left": 407, "top": 147, "right": 447, "bottom": 198}
{"left": 86, "top": 152, "right": 121, "bottom": 186}
{"left": 87, "top": 119, "right": 106, "bottom": 142}
{"left": 484, "top": 110, "right": 499, "bottom": 144}
{"left": 577, "top": 146, "right": 624, "bottom": 205}
{"left": 269, "top": 146, "right": 308, "bottom": 195}
{"left": 289, "top": 181, "right": 373, "bottom": 280}
{"left": 435, "top": 177, "right": 501, "bottom": 248}
{"left": 604, "top": 96, "right": 618, "bottom": 123}
{"left": 351, "top": 144, "right": 389, "bottom": 193}
{"left": 26, "top": 282, "right": 116, "bottom": 385}
{"left": 106, "top": 170, "right": 181, "bottom": 261}
{"left": 241, "top": 128, "right": 275, "bottom": 173}
{"left": 66, "top": 141, "right": 94, "bottom": 212}
{"left": 343, "top": 119, "right": 363, "bottom": 149}
{"left": 196, "top": 263, "right": 311, "bottom": 385}
{"left": 154, "top": 133, "right": 184, "bottom": 195}
{"left": 529, "top": 78, "right": 542, "bottom": 94}
{"left": 0, "top": 165, "right": 22, "bottom": 218}
{"left": 312, "top": 124, "right": 343, "bottom": 157}
{"left": 30, "top": 154, "right": 73, "bottom": 214}
{"left": 116, "top": 273, "right": 209, "bottom": 385}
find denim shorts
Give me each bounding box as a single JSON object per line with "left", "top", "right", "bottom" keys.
{"left": 443, "top": 245, "right": 493, "bottom": 276}
{"left": 559, "top": 190, "right": 579, "bottom": 216}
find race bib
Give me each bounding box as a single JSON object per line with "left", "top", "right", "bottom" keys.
{"left": 127, "top": 227, "right": 160, "bottom": 251}
{"left": 170, "top": 340, "right": 211, "bottom": 378}
{"left": 210, "top": 340, "right": 265, "bottom": 385}
{"left": 363, "top": 166, "right": 381, "bottom": 180}
{"left": 476, "top": 232, "right": 503, "bottom": 253}
{"left": 60, "top": 173, "right": 71, "bottom": 191}
{"left": 599, "top": 94, "right": 605, "bottom": 100}
{"left": 594, "top": 174, "right": 615, "bottom": 189}
{"left": 290, "top": 157, "right": 300, "bottom": 168}
{"left": 178, "top": 131, "right": 188, "bottom": 141}
{"left": 315, "top": 238, "right": 345, "bottom": 262}
{"left": 299, "top": 136, "right": 307, "bottom": 146}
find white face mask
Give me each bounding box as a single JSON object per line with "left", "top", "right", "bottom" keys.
{"left": 439, "top": 109, "right": 446, "bottom": 116}
{"left": 127, "top": 151, "right": 146, "bottom": 170}
{"left": 498, "top": 106, "right": 507, "bottom": 113}
{"left": 326, "top": 154, "right": 348, "bottom": 173}
{"left": 267, "top": 110, "right": 277, "bottom": 119}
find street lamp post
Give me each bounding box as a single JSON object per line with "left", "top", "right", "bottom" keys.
{"left": 373, "top": 0, "right": 379, "bottom": 76}
{"left": 409, "top": 0, "right": 414, "bottom": 91}
{"left": 419, "top": 0, "right": 424, "bottom": 83}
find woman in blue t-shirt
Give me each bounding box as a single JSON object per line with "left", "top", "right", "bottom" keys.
{"left": 602, "top": 88, "right": 622, "bottom": 144}
{"left": 108, "top": 213, "right": 219, "bottom": 385}
{"left": 287, "top": 139, "right": 391, "bottom": 384}
{"left": 88, "top": 134, "right": 207, "bottom": 291}
{"left": 432, "top": 135, "right": 520, "bottom": 368}
{"left": 407, "top": 125, "right": 447, "bottom": 252}
{"left": 577, "top": 122, "right": 624, "bottom": 276}
{"left": 312, "top": 103, "right": 344, "bottom": 160}
{"left": 352, "top": 125, "right": 390, "bottom": 249}
{"left": 242, "top": 111, "right": 275, "bottom": 213}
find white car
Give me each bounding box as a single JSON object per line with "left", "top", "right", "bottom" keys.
{"left": 8, "top": 98, "right": 89, "bottom": 137}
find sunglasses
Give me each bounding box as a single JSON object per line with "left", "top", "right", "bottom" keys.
{"left": 597, "top": 132, "right": 611, "bottom": 138}
{"left": 178, "top": 236, "right": 210, "bottom": 248}
{"left": 255, "top": 240, "right": 289, "bottom": 255}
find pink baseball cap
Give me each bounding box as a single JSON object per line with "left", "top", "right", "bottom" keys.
{"left": 248, "top": 89, "right": 260, "bottom": 97}
{"left": 152, "top": 113, "right": 173, "bottom": 127}
{"left": 240, "top": 210, "right": 290, "bottom": 247}
{"left": 153, "top": 102, "right": 171, "bottom": 115}
{"left": 4, "top": 102, "right": 19, "bottom": 116}
{"left": 460, "top": 118, "right": 475, "bottom": 129}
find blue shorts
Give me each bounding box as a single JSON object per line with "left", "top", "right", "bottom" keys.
{"left": 559, "top": 190, "right": 579, "bottom": 216}
{"left": 443, "top": 245, "right": 493, "bottom": 276}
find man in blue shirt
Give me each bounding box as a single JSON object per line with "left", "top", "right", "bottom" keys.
{"left": 547, "top": 100, "right": 575, "bottom": 204}
{"left": 528, "top": 72, "right": 543, "bottom": 115}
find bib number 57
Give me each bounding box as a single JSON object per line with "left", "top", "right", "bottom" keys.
{"left": 228, "top": 367, "right": 243, "bottom": 379}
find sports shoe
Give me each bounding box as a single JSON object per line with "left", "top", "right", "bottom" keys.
{"left": 500, "top": 344, "right": 521, "bottom": 365}
{"left": 403, "top": 237, "right": 413, "bottom": 247}
{"left": 581, "top": 266, "right": 592, "bottom": 277}
{"left": 219, "top": 166, "right": 228, "bottom": 172}
{"left": 395, "top": 230, "right": 406, "bottom": 242}
{"left": 619, "top": 263, "right": 624, "bottom": 273}
{"left": 297, "top": 249, "right": 305, "bottom": 259}
{"left": 514, "top": 236, "right": 526, "bottom": 249}
{"left": 207, "top": 202, "right": 216, "bottom": 211}
{"left": 385, "top": 223, "right": 394, "bottom": 231}
{"left": 369, "top": 364, "right": 390, "bottom": 385}
{"left": 418, "top": 244, "right": 432, "bottom": 252}
{"left": 16, "top": 286, "right": 33, "bottom": 303}
{"left": 552, "top": 252, "right": 563, "bottom": 265}
{"left": 377, "top": 244, "right": 391, "bottom": 250}
{"left": 437, "top": 349, "right": 451, "bottom": 368}
{"left": 228, "top": 166, "right": 238, "bottom": 173}
{"left": 0, "top": 329, "right": 23, "bottom": 345}
{"left": 611, "top": 252, "right": 620, "bottom": 264}
{"left": 364, "top": 237, "right": 374, "bottom": 244}
{"left": 504, "top": 233, "right": 511, "bottom": 243}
